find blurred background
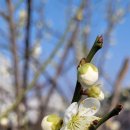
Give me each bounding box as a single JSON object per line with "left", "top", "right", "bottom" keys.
{"left": 0, "top": 0, "right": 130, "bottom": 130}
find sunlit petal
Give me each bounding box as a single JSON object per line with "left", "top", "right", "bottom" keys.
{"left": 98, "top": 91, "right": 104, "bottom": 100}
{"left": 78, "top": 98, "right": 100, "bottom": 117}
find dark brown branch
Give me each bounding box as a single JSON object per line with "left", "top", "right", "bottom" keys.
{"left": 23, "top": 0, "right": 32, "bottom": 97}
{"left": 21, "top": 1, "right": 32, "bottom": 129}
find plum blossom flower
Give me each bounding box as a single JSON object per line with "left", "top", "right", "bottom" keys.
{"left": 78, "top": 63, "right": 98, "bottom": 86}
{"left": 61, "top": 98, "right": 101, "bottom": 130}
{"left": 41, "top": 114, "right": 62, "bottom": 130}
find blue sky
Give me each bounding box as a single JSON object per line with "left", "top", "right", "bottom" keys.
{"left": 0, "top": 0, "right": 130, "bottom": 101}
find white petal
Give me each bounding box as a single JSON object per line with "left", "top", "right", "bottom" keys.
{"left": 81, "top": 71, "right": 98, "bottom": 85}
{"left": 78, "top": 98, "right": 100, "bottom": 117}
{"left": 63, "top": 102, "right": 78, "bottom": 124}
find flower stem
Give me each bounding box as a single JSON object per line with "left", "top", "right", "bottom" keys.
{"left": 86, "top": 36, "right": 103, "bottom": 63}
{"left": 71, "top": 35, "right": 103, "bottom": 103}
{"left": 89, "top": 104, "right": 123, "bottom": 130}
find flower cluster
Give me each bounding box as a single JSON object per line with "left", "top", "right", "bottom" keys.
{"left": 41, "top": 63, "right": 104, "bottom": 130}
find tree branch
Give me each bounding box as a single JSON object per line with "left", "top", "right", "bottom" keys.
{"left": 6, "top": 0, "right": 21, "bottom": 125}
{"left": 89, "top": 104, "right": 123, "bottom": 130}
{"left": 71, "top": 36, "right": 103, "bottom": 103}
{"left": 22, "top": 0, "right": 32, "bottom": 102}
{"left": 110, "top": 58, "right": 129, "bottom": 110}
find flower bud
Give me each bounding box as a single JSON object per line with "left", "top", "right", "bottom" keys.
{"left": 87, "top": 85, "right": 104, "bottom": 100}
{"left": 41, "top": 114, "right": 62, "bottom": 130}
{"left": 0, "top": 117, "right": 8, "bottom": 126}
{"left": 78, "top": 63, "right": 98, "bottom": 86}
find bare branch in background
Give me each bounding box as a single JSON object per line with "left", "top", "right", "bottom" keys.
{"left": 110, "top": 58, "right": 129, "bottom": 110}
{"left": 6, "top": 0, "right": 21, "bottom": 127}
{"left": 73, "top": 0, "right": 90, "bottom": 63}
{"left": 99, "top": 0, "right": 130, "bottom": 71}
{"left": 0, "top": 0, "right": 86, "bottom": 120}
{"left": 22, "top": 0, "right": 32, "bottom": 103}
{"left": 43, "top": 19, "right": 80, "bottom": 112}
{"left": 6, "top": 0, "right": 20, "bottom": 99}
{"left": 0, "top": 11, "right": 9, "bottom": 20}
{"left": 0, "top": 1, "right": 130, "bottom": 130}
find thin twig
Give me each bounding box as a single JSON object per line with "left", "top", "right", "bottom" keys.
{"left": 0, "top": 11, "right": 9, "bottom": 20}
{"left": 89, "top": 104, "right": 123, "bottom": 130}
{"left": 6, "top": 0, "right": 21, "bottom": 125}
{"left": 22, "top": 0, "right": 32, "bottom": 102}
{"left": 110, "top": 58, "right": 129, "bottom": 110}
{"left": 6, "top": 0, "right": 20, "bottom": 99}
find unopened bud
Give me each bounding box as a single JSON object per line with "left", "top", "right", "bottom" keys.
{"left": 41, "top": 114, "right": 62, "bottom": 130}
{"left": 87, "top": 85, "right": 104, "bottom": 100}
{"left": 78, "top": 63, "right": 98, "bottom": 86}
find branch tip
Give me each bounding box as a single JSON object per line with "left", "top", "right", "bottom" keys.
{"left": 115, "top": 104, "right": 123, "bottom": 114}
{"left": 97, "top": 35, "right": 103, "bottom": 43}
{"left": 96, "top": 35, "right": 103, "bottom": 48}
{"left": 92, "top": 120, "right": 99, "bottom": 126}
{"left": 89, "top": 104, "right": 123, "bottom": 130}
